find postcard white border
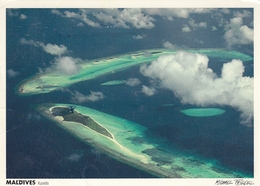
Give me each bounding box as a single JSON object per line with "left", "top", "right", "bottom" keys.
{"left": 1, "top": 0, "right": 259, "bottom": 186}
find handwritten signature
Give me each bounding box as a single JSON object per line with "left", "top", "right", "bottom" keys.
{"left": 215, "top": 179, "right": 254, "bottom": 185}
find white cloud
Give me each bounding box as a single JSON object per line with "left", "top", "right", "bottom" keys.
{"left": 141, "top": 85, "right": 156, "bottom": 96}
{"left": 42, "top": 43, "right": 68, "bottom": 56}
{"left": 51, "top": 56, "right": 82, "bottom": 76}
{"left": 224, "top": 17, "right": 253, "bottom": 48}
{"left": 188, "top": 18, "right": 207, "bottom": 30}
{"left": 20, "top": 38, "right": 40, "bottom": 47}
{"left": 93, "top": 11, "right": 119, "bottom": 26}
{"left": 163, "top": 41, "right": 174, "bottom": 49}
{"left": 7, "top": 9, "right": 19, "bottom": 17}
{"left": 182, "top": 25, "right": 191, "bottom": 32}
{"left": 77, "top": 22, "right": 84, "bottom": 27}
{"left": 163, "top": 41, "right": 179, "bottom": 49}
{"left": 233, "top": 10, "right": 252, "bottom": 18}
{"left": 52, "top": 9, "right": 100, "bottom": 28}
{"left": 71, "top": 90, "right": 104, "bottom": 103}
{"left": 126, "top": 78, "right": 141, "bottom": 86}
{"left": 51, "top": 8, "right": 216, "bottom": 29}
{"left": 133, "top": 34, "right": 146, "bottom": 40}
{"left": 7, "top": 69, "right": 19, "bottom": 78}
{"left": 7, "top": 9, "right": 28, "bottom": 19}
{"left": 53, "top": 8, "right": 155, "bottom": 29}
{"left": 212, "top": 26, "right": 218, "bottom": 31}
{"left": 20, "top": 38, "right": 68, "bottom": 56}
{"left": 211, "top": 9, "right": 232, "bottom": 28}
{"left": 140, "top": 51, "right": 253, "bottom": 125}
{"left": 143, "top": 8, "right": 213, "bottom": 19}
{"left": 19, "top": 14, "right": 27, "bottom": 20}
{"left": 51, "top": 9, "right": 63, "bottom": 16}
{"left": 94, "top": 9, "right": 155, "bottom": 29}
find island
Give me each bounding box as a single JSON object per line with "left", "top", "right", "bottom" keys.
{"left": 35, "top": 103, "right": 251, "bottom": 178}
{"left": 17, "top": 48, "right": 252, "bottom": 96}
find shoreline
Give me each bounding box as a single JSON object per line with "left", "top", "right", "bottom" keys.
{"left": 48, "top": 105, "right": 150, "bottom": 165}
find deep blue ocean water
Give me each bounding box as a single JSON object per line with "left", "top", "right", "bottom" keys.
{"left": 6, "top": 9, "right": 254, "bottom": 178}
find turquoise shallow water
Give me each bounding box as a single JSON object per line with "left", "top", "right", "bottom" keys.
{"left": 100, "top": 80, "right": 127, "bottom": 86}
{"left": 180, "top": 108, "right": 226, "bottom": 117}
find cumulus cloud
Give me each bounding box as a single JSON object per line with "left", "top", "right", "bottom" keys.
{"left": 20, "top": 38, "right": 68, "bottom": 56}
{"left": 233, "top": 10, "right": 252, "bottom": 18}
{"left": 94, "top": 9, "right": 155, "bottom": 29}
{"left": 42, "top": 43, "right": 68, "bottom": 56}
{"left": 7, "top": 69, "right": 19, "bottom": 78}
{"left": 163, "top": 41, "right": 180, "bottom": 49}
{"left": 143, "top": 8, "right": 213, "bottom": 19}
{"left": 19, "top": 14, "right": 27, "bottom": 20}
{"left": 188, "top": 18, "right": 207, "bottom": 29}
{"left": 182, "top": 18, "right": 207, "bottom": 33}
{"left": 182, "top": 25, "right": 191, "bottom": 32}
{"left": 51, "top": 9, "right": 100, "bottom": 28}
{"left": 133, "top": 34, "right": 146, "bottom": 40}
{"left": 224, "top": 17, "right": 253, "bottom": 48}
{"left": 126, "top": 78, "right": 141, "bottom": 86}
{"left": 163, "top": 41, "right": 185, "bottom": 50}
{"left": 77, "top": 22, "right": 84, "bottom": 27}
{"left": 70, "top": 90, "right": 104, "bottom": 103}
{"left": 141, "top": 85, "right": 156, "bottom": 96}
{"left": 52, "top": 8, "right": 155, "bottom": 29}
{"left": 7, "top": 9, "right": 28, "bottom": 19}
{"left": 51, "top": 8, "right": 220, "bottom": 29}
{"left": 20, "top": 38, "right": 39, "bottom": 47}
{"left": 140, "top": 51, "right": 253, "bottom": 125}
{"left": 212, "top": 26, "right": 218, "bottom": 31}
{"left": 7, "top": 9, "right": 19, "bottom": 17}
{"left": 51, "top": 56, "right": 82, "bottom": 76}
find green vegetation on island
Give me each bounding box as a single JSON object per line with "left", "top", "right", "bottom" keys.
{"left": 51, "top": 107, "right": 113, "bottom": 139}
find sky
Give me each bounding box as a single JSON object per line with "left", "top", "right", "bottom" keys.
{"left": 6, "top": 8, "right": 254, "bottom": 126}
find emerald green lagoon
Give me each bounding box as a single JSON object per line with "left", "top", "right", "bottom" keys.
{"left": 180, "top": 108, "right": 226, "bottom": 117}
{"left": 17, "top": 48, "right": 252, "bottom": 96}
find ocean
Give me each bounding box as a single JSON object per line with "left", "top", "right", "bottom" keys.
{"left": 6, "top": 8, "right": 254, "bottom": 178}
